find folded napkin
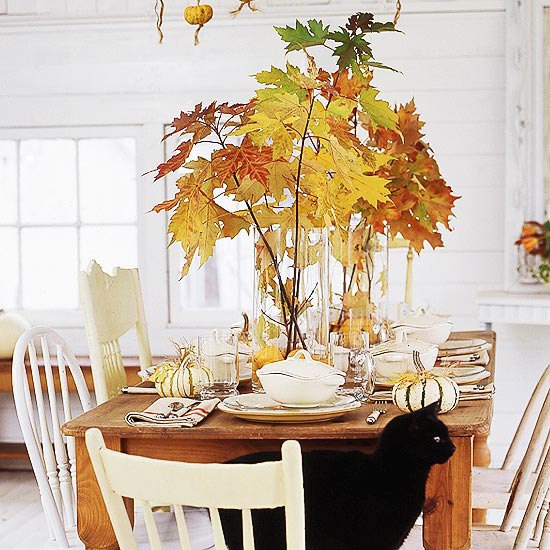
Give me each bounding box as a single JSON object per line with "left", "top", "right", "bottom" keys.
{"left": 369, "top": 382, "right": 495, "bottom": 404}
{"left": 125, "top": 397, "right": 220, "bottom": 428}
{"left": 437, "top": 350, "right": 490, "bottom": 367}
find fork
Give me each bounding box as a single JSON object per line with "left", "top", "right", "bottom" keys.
{"left": 366, "top": 400, "right": 388, "bottom": 424}
{"left": 156, "top": 401, "right": 185, "bottom": 419}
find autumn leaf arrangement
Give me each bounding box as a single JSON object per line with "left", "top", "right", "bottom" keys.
{"left": 151, "top": 11, "right": 458, "bottom": 357}
{"left": 516, "top": 221, "right": 550, "bottom": 283}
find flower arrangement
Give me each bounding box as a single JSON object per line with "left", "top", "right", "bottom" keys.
{"left": 516, "top": 221, "right": 550, "bottom": 283}
{"left": 150, "top": 12, "right": 457, "bottom": 356}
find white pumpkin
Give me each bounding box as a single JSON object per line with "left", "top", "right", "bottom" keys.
{"left": 0, "top": 310, "right": 30, "bottom": 359}
{"left": 149, "top": 353, "right": 212, "bottom": 398}
{"left": 392, "top": 373, "right": 459, "bottom": 414}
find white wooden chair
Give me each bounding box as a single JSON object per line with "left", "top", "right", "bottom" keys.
{"left": 12, "top": 326, "right": 94, "bottom": 548}
{"left": 403, "top": 443, "right": 550, "bottom": 549}
{"left": 79, "top": 260, "right": 152, "bottom": 404}
{"left": 472, "top": 365, "right": 550, "bottom": 520}
{"left": 85, "top": 427, "right": 306, "bottom": 550}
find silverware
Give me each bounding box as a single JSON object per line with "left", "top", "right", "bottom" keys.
{"left": 121, "top": 386, "right": 158, "bottom": 394}
{"left": 366, "top": 400, "right": 388, "bottom": 424}
{"left": 156, "top": 401, "right": 185, "bottom": 419}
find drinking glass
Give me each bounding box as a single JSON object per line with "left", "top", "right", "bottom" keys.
{"left": 197, "top": 331, "right": 239, "bottom": 399}
{"left": 328, "top": 331, "right": 375, "bottom": 401}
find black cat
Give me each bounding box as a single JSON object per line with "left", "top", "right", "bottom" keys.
{"left": 219, "top": 401, "right": 455, "bottom": 550}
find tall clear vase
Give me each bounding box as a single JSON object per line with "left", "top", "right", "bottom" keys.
{"left": 252, "top": 227, "right": 329, "bottom": 391}
{"left": 329, "top": 222, "right": 389, "bottom": 346}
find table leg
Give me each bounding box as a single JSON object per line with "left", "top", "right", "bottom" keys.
{"left": 76, "top": 436, "right": 134, "bottom": 550}
{"left": 472, "top": 433, "right": 491, "bottom": 524}
{"left": 423, "top": 436, "right": 473, "bottom": 550}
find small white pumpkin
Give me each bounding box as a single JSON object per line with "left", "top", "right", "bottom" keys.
{"left": 0, "top": 309, "right": 30, "bottom": 359}
{"left": 392, "top": 372, "right": 459, "bottom": 414}
{"left": 149, "top": 348, "right": 212, "bottom": 398}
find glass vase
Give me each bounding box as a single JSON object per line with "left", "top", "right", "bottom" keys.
{"left": 252, "top": 227, "right": 329, "bottom": 391}
{"left": 329, "top": 222, "right": 389, "bottom": 346}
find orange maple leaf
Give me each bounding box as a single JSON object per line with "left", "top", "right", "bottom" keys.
{"left": 213, "top": 141, "right": 273, "bottom": 187}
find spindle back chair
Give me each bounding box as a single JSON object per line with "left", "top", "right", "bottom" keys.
{"left": 12, "top": 326, "right": 93, "bottom": 548}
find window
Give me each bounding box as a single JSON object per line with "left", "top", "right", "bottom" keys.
{"left": 0, "top": 128, "right": 138, "bottom": 318}
{"left": 163, "top": 132, "right": 254, "bottom": 326}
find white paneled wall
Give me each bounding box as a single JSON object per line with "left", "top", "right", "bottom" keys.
{"left": 0, "top": 1, "right": 548, "bottom": 467}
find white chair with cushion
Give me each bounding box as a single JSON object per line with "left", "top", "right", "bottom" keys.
{"left": 12, "top": 326, "right": 94, "bottom": 548}
{"left": 79, "top": 260, "right": 152, "bottom": 404}
{"left": 86, "top": 427, "right": 306, "bottom": 550}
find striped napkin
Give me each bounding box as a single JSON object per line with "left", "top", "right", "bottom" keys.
{"left": 125, "top": 397, "right": 220, "bottom": 428}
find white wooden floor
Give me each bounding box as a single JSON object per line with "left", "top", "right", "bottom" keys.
{"left": 0, "top": 470, "right": 51, "bottom": 549}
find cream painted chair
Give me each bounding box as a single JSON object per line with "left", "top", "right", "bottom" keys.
{"left": 79, "top": 260, "right": 152, "bottom": 404}
{"left": 86, "top": 428, "right": 306, "bottom": 550}
{"left": 12, "top": 326, "right": 94, "bottom": 548}
{"left": 472, "top": 365, "right": 550, "bottom": 522}
{"left": 403, "top": 443, "right": 550, "bottom": 549}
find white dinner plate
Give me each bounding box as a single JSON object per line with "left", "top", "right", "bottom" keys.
{"left": 439, "top": 338, "right": 487, "bottom": 351}
{"left": 376, "top": 369, "right": 491, "bottom": 388}
{"left": 218, "top": 393, "right": 361, "bottom": 423}
{"left": 438, "top": 339, "right": 491, "bottom": 357}
{"left": 432, "top": 365, "right": 486, "bottom": 378}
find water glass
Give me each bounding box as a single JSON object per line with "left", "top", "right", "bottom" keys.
{"left": 197, "top": 331, "right": 239, "bottom": 399}
{"left": 329, "top": 331, "right": 375, "bottom": 401}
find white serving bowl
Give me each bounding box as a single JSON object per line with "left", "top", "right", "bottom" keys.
{"left": 258, "top": 350, "right": 345, "bottom": 407}
{"left": 391, "top": 311, "right": 453, "bottom": 345}
{"left": 371, "top": 338, "right": 439, "bottom": 379}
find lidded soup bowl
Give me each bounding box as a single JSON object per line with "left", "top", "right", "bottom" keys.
{"left": 257, "top": 350, "right": 345, "bottom": 406}
{"left": 391, "top": 310, "right": 453, "bottom": 345}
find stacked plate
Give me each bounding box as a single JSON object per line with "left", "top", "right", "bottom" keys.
{"left": 218, "top": 393, "right": 361, "bottom": 423}
{"left": 437, "top": 338, "right": 492, "bottom": 365}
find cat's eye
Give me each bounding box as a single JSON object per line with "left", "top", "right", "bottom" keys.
{"left": 433, "top": 436, "right": 441, "bottom": 443}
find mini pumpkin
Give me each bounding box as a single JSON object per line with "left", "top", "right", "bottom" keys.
{"left": 149, "top": 345, "right": 212, "bottom": 398}
{"left": 184, "top": 3, "right": 213, "bottom": 45}
{"left": 392, "top": 371, "right": 459, "bottom": 414}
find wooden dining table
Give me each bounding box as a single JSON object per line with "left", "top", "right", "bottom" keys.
{"left": 63, "top": 330, "right": 496, "bottom": 550}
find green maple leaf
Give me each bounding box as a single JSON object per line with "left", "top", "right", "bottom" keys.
{"left": 275, "top": 19, "right": 330, "bottom": 52}
{"left": 370, "top": 21, "right": 399, "bottom": 33}
{"left": 255, "top": 63, "right": 308, "bottom": 101}
{"left": 329, "top": 28, "right": 373, "bottom": 70}
{"left": 359, "top": 88, "right": 398, "bottom": 130}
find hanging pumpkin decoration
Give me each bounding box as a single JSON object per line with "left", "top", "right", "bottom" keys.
{"left": 392, "top": 370, "right": 460, "bottom": 414}
{"left": 149, "top": 342, "right": 212, "bottom": 398}
{"left": 230, "top": 0, "right": 259, "bottom": 17}
{"left": 184, "top": 1, "right": 214, "bottom": 46}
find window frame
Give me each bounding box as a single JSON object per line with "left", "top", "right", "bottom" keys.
{"left": 0, "top": 117, "right": 255, "bottom": 354}
{"left": 0, "top": 124, "right": 149, "bottom": 328}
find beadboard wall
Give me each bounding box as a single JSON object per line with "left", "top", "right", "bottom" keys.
{"left": 0, "top": 0, "right": 547, "bottom": 466}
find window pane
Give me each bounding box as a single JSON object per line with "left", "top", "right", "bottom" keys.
{"left": 20, "top": 140, "right": 77, "bottom": 224}
{"left": 79, "top": 138, "right": 137, "bottom": 224}
{"left": 178, "top": 237, "right": 246, "bottom": 310}
{"left": 80, "top": 225, "right": 138, "bottom": 272}
{"left": 0, "top": 141, "right": 17, "bottom": 225}
{"left": 21, "top": 227, "right": 78, "bottom": 309}
{"left": 0, "top": 228, "right": 19, "bottom": 308}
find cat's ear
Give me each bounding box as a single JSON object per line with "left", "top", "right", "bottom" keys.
{"left": 422, "top": 400, "right": 441, "bottom": 416}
